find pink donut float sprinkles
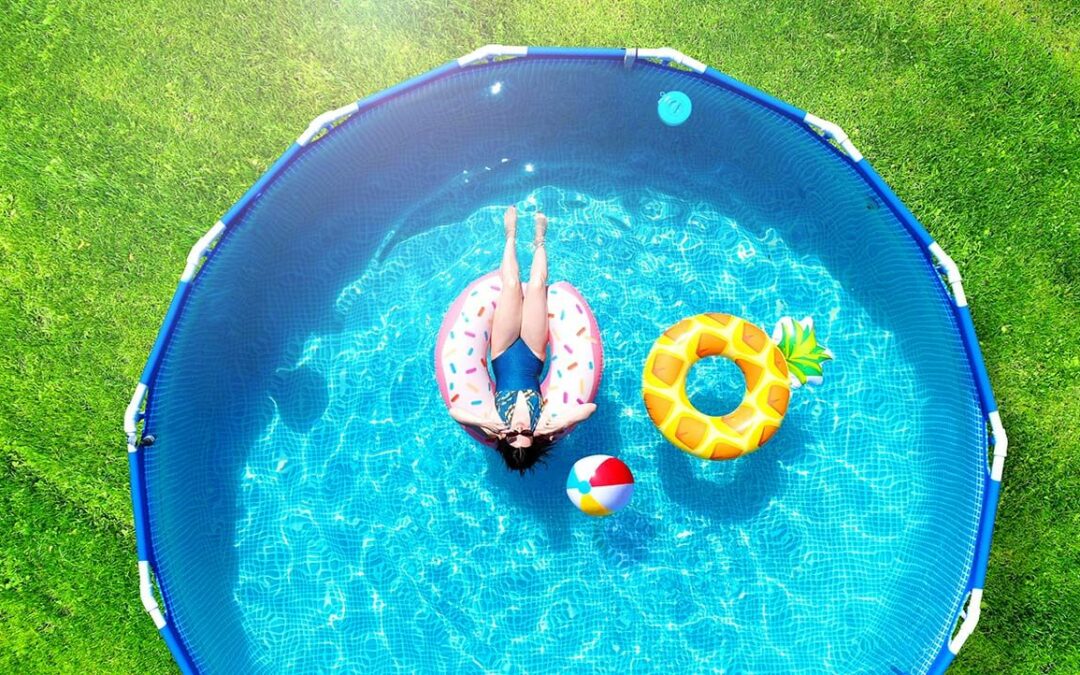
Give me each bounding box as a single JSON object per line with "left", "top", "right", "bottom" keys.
{"left": 435, "top": 271, "right": 604, "bottom": 446}
{"left": 565, "top": 455, "right": 635, "bottom": 516}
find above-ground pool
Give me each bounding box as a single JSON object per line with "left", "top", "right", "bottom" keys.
{"left": 125, "top": 46, "right": 1006, "bottom": 674}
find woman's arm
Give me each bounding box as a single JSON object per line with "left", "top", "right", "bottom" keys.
{"left": 535, "top": 402, "right": 597, "bottom": 436}
{"left": 449, "top": 406, "right": 507, "bottom": 438}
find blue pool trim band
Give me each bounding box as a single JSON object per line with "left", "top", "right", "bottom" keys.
{"left": 706, "top": 68, "right": 807, "bottom": 121}
{"left": 954, "top": 304, "right": 999, "bottom": 413}
{"left": 220, "top": 145, "right": 303, "bottom": 226}
{"left": 160, "top": 620, "right": 198, "bottom": 675}
{"left": 973, "top": 477, "right": 1004, "bottom": 589}
{"left": 137, "top": 284, "right": 190, "bottom": 387}
{"left": 127, "top": 448, "right": 150, "bottom": 561}
{"left": 350, "top": 62, "right": 460, "bottom": 120}
{"left": 124, "top": 45, "right": 1006, "bottom": 674}
{"left": 853, "top": 162, "right": 935, "bottom": 248}
{"left": 528, "top": 46, "right": 626, "bottom": 59}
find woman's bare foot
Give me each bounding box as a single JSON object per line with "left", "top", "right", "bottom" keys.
{"left": 533, "top": 212, "right": 547, "bottom": 247}
{"left": 504, "top": 206, "right": 517, "bottom": 240}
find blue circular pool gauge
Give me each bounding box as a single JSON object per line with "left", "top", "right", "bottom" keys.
{"left": 658, "top": 90, "right": 692, "bottom": 126}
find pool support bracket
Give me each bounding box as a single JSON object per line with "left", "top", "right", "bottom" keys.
{"left": 181, "top": 221, "right": 226, "bottom": 283}
{"left": 124, "top": 382, "right": 148, "bottom": 451}
{"left": 948, "top": 588, "right": 983, "bottom": 654}
{"left": 928, "top": 242, "right": 968, "bottom": 307}
{"left": 803, "top": 113, "right": 864, "bottom": 163}
{"left": 633, "top": 48, "right": 707, "bottom": 73}
{"left": 457, "top": 45, "right": 529, "bottom": 67}
{"left": 298, "top": 102, "right": 361, "bottom": 146}
{"left": 139, "top": 560, "right": 167, "bottom": 629}
{"left": 988, "top": 410, "right": 1008, "bottom": 481}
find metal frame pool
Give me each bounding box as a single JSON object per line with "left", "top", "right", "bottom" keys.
{"left": 123, "top": 45, "right": 1007, "bottom": 674}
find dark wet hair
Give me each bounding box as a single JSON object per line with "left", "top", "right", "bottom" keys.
{"left": 495, "top": 436, "right": 555, "bottom": 473}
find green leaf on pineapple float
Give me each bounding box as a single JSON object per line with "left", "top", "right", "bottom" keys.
{"left": 771, "top": 316, "right": 833, "bottom": 389}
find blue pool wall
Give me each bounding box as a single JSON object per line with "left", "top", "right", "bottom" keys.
{"left": 125, "top": 46, "right": 1005, "bottom": 674}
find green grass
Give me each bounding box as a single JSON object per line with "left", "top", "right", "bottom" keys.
{"left": 0, "top": 0, "right": 1077, "bottom": 671}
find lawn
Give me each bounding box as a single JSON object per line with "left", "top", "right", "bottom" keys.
{"left": 0, "top": 0, "right": 1077, "bottom": 672}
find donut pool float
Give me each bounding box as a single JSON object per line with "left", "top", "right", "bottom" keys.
{"left": 643, "top": 313, "right": 832, "bottom": 460}
{"left": 435, "top": 271, "right": 603, "bottom": 444}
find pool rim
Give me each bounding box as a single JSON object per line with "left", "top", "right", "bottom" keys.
{"left": 122, "top": 45, "right": 1007, "bottom": 675}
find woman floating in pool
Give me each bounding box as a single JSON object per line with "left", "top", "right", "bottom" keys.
{"left": 444, "top": 206, "right": 599, "bottom": 472}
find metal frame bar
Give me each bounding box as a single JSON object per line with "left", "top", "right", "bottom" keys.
{"left": 126, "top": 45, "right": 1006, "bottom": 674}
{"left": 124, "top": 385, "right": 198, "bottom": 673}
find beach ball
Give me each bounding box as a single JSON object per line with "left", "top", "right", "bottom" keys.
{"left": 566, "top": 455, "right": 635, "bottom": 517}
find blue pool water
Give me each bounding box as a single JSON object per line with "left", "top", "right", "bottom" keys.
{"left": 142, "top": 58, "right": 987, "bottom": 673}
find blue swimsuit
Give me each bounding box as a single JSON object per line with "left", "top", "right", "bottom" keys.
{"left": 492, "top": 338, "right": 544, "bottom": 429}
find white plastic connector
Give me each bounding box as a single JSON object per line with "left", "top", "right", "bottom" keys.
{"left": 928, "top": 242, "right": 968, "bottom": 307}
{"left": 803, "top": 112, "right": 864, "bottom": 162}
{"left": 635, "top": 47, "right": 707, "bottom": 74}
{"left": 457, "top": 44, "right": 528, "bottom": 67}
{"left": 948, "top": 588, "right": 983, "bottom": 654}
{"left": 125, "top": 383, "right": 148, "bottom": 452}
{"left": 139, "top": 560, "right": 167, "bottom": 629}
{"left": 180, "top": 220, "right": 226, "bottom": 283}
{"left": 988, "top": 410, "right": 1008, "bottom": 482}
{"left": 297, "top": 102, "right": 361, "bottom": 146}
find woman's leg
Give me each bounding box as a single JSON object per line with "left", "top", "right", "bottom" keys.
{"left": 490, "top": 206, "right": 524, "bottom": 360}
{"left": 520, "top": 212, "right": 549, "bottom": 360}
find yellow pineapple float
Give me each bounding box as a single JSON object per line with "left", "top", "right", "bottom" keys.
{"left": 642, "top": 313, "right": 832, "bottom": 460}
